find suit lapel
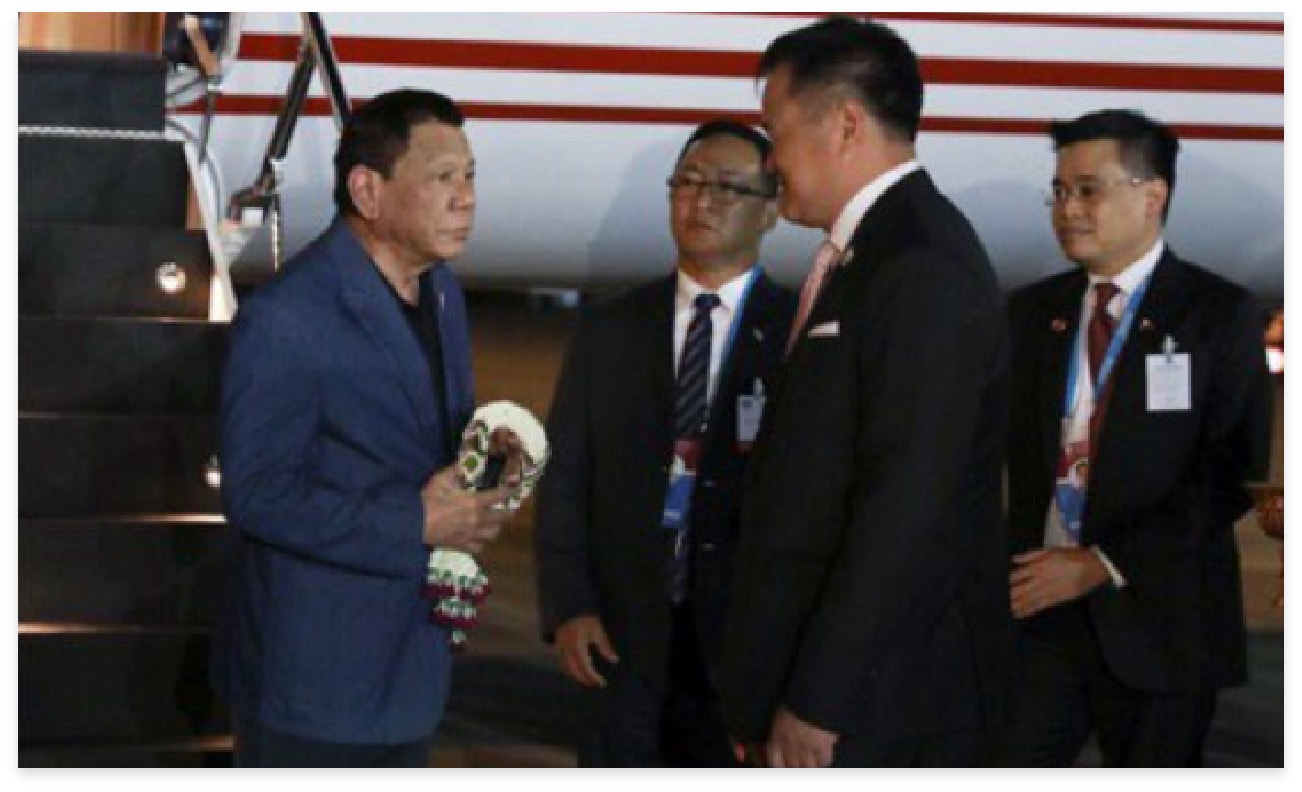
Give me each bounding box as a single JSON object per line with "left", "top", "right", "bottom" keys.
{"left": 774, "top": 171, "right": 957, "bottom": 435}
{"left": 702, "top": 273, "right": 781, "bottom": 464}
{"left": 423, "top": 268, "right": 465, "bottom": 458}
{"left": 335, "top": 224, "right": 438, "bottom": 433}
{"left": 1089, "top": 253, "right": 1187, "bottom": 504}
{"left": 1039, "top": 270, "right": 1089, "bottom": 481}
{"left": 427, "top": 265, "right": 474, "bottom": 436}
{"left": 647, "top": 276, "right": 677, "bottom": 456}
{"left": 802, "top": 169, "right": 933, "bottom": 332}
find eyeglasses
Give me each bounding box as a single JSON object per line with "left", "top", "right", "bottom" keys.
{"left": 1044, "top": 177, "right": 1146, "bottom": 208}
{"left": 667, "top": 174, "right": 774, "bottom": 204}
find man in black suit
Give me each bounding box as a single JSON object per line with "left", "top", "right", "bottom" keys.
{"left": 1002, "top": 109, "right": 1272, "bottom": 766}
{"left": 535, "top": 120, "right": 796, "bottom": 766}
{"left": 718, "top": 17, "right": 1011, "bottom": 768}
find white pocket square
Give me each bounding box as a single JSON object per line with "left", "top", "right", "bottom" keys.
{"left": 807, "top": 321, "right": 840, "bottom": 338}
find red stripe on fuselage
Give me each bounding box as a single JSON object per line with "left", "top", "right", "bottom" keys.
{"left": 236, "top": 34, "right": 1283, "bottom": 95}
{"left": 722, "top": 12, "right": 1284, "bottom": 35}
{"left": 175, "top": 96, "right": 1283, "bottom": 142}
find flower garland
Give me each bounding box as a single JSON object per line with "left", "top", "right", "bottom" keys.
{"left": 424, "top": 548, "right": 491, "bottom": 647}
{"left": 425, "top": 401, "right": 548, "bottom": 646}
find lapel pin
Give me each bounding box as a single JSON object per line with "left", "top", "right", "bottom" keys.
{"left": 1140, "top": 318, "right": 1155, "bottom": 332}
{"left": 753, "top": 328, "right": 765, "bottom": 342}
{"left": 1051, "top": 318, "right": 1068, "bottom": 333}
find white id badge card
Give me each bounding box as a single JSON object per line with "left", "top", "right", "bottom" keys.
{"left": 1146, "top": 353, "right": 1192, "bottom": 412}
{"left": 737, "top": 395, "right": 765, "bottom": 443}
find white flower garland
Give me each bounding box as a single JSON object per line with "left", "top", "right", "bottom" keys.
{"left": 424, "top": 401, "right": 549, "bottom": 646}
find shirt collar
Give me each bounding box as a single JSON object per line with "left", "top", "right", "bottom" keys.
{"left": 830, "top": 160, "right": 922, "bottom": 253}
{"left": 1088, "top": 238, "right": 1165, "bottom": 296}
{"left": 676, "top": 266, "right": 756, "bottom": 316}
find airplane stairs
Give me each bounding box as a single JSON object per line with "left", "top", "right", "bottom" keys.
{"left": 14, "top": 48, "right": 585, "bottom": 768}
{"left": 18, "top": 50, "right": 232, "bottom": 766}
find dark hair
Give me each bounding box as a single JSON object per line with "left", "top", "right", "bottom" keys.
{"left": 673, "top": 118, "right": 777, "bottom": 195}
{"left": 1050, "top": 109, "right": 1180, "bottom": 220}
{"left": 333, "top": 89, "right": 465, "bottom": 216}
{"left": 757, "top": 15, "right": 923, "bottom": 143}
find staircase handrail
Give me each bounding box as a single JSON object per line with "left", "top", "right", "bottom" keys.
{"left": 225, "top": 13, "right": 351, "bottom": 272}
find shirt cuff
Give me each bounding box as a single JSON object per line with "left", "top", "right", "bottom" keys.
{"left": 1091, "top": 546, "right": 1127, "bottom": 589}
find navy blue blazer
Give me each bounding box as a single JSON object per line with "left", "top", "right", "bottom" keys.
{"left": 215, "top": 218, "right": 475, "bottom": 744}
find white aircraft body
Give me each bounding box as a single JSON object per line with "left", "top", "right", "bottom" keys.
{"left": 175, "top": 12, "right": 1284, "bottom": 302}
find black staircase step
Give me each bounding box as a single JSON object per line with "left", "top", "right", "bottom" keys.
{"left": 20, "top": 224, "right": 212, "bottom": 318}
{"left": 20, "top": 630, "right": 227, "bottom": 746}
{"left": 20, "top": 516, "right": 229, "bottom": 626}
{"left": 20, "top": 318, "right": 227, "bottom": 414}
{"left": 19, "top": 51, "right": 166, "bottom": 131}
{"left": 19, "top": 415, "right": 221, "bottom": 519}
{"left": 20, "top": 137, "right": 189, "bottom": 227}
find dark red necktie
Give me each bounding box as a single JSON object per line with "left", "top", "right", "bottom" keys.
{"left": 1088, "top": 282, "right": 1120, "bottom": 386}
{"left": 1087, "top": 282, "right": 1120, "bottom": 451}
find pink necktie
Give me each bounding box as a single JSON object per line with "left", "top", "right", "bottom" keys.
{"left": 787, "top": 239, "right": 841, "bottom": 354}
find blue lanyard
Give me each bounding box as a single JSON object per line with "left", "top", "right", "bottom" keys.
{"left": 721, "top": 267, "right": 761, "bottom": 364}
{"left": 1062, "top": 276, "right": 1151, "bottom": 418}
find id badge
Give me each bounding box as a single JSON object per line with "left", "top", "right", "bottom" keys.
{"left": 1146, "top": 353, "right": 1192, "bottom": 412}
{"left": 736, "top": 378, "right": 766, "bottom": 448}
{"left": 662, "top": 440, "right": 702, "bottom": 532}
{"left": 737, "top": 395, "right": 765, "bottom": 445}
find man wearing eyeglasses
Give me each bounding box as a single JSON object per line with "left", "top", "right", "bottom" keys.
{"left": 536, "top": 119, "right": 795, "bottom": 766}
{"left": 1002, "top": 109, "right": 1272, "bottom": 766}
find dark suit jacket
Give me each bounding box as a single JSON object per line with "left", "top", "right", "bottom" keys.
{"left": 216, "top": 218, "right": 474, "bottom": 743}
{"left": 719, "top": 171, "right": 1012, "bottom": 748}
{"left": 536, "top": 271, "right": 796, "bottom": 690}
{"left": 1006, "top": 250, "right": 1271, "bottom": 692}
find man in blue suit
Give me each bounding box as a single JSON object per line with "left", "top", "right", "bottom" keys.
{"left": 217, "top": 90, "right": 520, "bottom": 767}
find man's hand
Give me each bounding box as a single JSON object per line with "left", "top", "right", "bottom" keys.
{"left": 420, "top": 466, "right": 515, "bottom": 553}
{"left": 1010, "top": 547, "right": 1111, "bottom": 619}
{"left": 767, "top": 707, "right": 838, "bottom": 768}
{"left": 487, "top": 426, "right": 526, "bottom": 492}
{"left": 554, "top": 615, "right": 620, "bottom": 688}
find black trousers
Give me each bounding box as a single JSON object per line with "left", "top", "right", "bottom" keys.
{"left": 577, "top": 604, "right": 738, "bottom": 767}
{"left": 234, "top": 716, "right": 431, "bottom": 768}
{"left": 999, "top": 603, "right": 1217, "bottom": 767}
{"left": 832, "top": 730, "right": 988, "bottom": 768}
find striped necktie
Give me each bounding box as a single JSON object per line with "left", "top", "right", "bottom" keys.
{"left": 666, "top": 291, "right": 721, "bottom": 603}
{"left": 674, "top": 292, "right": 721, "bottom": 439}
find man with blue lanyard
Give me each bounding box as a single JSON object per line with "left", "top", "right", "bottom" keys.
{"left": 1003, "top": 110, "right": 1272, "bottom": 766}
{"left": 536, "top": 119, "right": 796, "bottom": 766}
